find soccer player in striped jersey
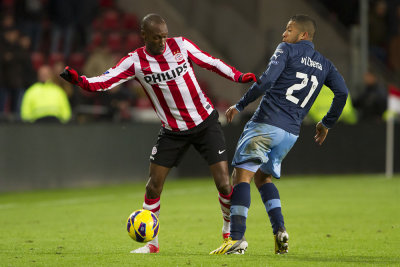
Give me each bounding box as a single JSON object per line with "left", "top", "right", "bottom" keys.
{"left": 210, "top": 14, "right": 348, "bottom": 255}
{"left": 60, "top": 13, "right": 257, "bottom": 254}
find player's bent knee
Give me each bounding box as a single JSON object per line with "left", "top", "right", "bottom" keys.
{"left": 254, "top": 174, "right": 273, "bottom": 188}
{"left": 215, "top": 182, "right": 232, "bottom": 196}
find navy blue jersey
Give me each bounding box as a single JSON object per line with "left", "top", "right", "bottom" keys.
{"left": 236, "top": 40, "right": 348, "bottom": 135}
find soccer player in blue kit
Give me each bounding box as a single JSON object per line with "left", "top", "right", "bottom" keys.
{"left": 210, "top": 14, "right": 348, "bottom": 255}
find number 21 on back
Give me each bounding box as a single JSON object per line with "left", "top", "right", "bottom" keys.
{"left": 286, "top": 72, "right": 318, "bottom": 108}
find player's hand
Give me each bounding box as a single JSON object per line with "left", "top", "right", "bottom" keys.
{"left": 225, "top": 105, "right": 239, "bottom": 123}
{"left": 60, "top": 66, "right": 81, "bottom": 84}
{"left": 238, "top": 73, "right": 260, "bottom": 84}
{"left": 314, "top": 121, "right": 329, "bottom": 145}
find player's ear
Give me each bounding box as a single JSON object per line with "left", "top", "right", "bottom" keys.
{"left": 300, "top": 31, "right": 309, "bottom": 41}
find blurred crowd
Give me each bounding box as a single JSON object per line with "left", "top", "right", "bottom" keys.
{"left": 320, "top": 0, "right": 400, "bottom": 74}
{"left": 0, "top": 0, "right": 154, "bottom": 123}
{"left": 0, "top": 0, "right": 398, "bottom": 124}
{"left": 318, "top": 0, "right": 400, "bottom": 123}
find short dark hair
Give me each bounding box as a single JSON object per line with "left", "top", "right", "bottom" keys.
{"left": 141, "top": 13, "right": 166, "bottom": 31}
{"left": 289, "top": 14, "right": 316, "bottom": 39}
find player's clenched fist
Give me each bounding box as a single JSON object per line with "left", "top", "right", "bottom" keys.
{"left": 60, "top": 66, "right": 81, "bottom": 85}
{"left": 238, "top": 73, "right": 261, "bottom": 84}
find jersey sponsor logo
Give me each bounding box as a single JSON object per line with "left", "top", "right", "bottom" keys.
{"left": 144, "top": 62, "right": 188, "bottom": 84}
{"left": 301, "top": 57, "right": 322, "bottom": 70}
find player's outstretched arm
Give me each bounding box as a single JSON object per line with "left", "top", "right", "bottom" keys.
{"left": 225, "top": 105, "right": 239, "bottom": 123}
{"left": 314, "top": 121, "right": 329, "bottom": 145}
{"left": 60, "top": 54, "right": 135, "bottom": 92}
{"left": 183, "top": 37, "right": 258, "bottom": 83}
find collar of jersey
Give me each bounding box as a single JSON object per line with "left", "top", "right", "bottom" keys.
{"left": 297, "top": 40, "right": 314, "bottom": 49}
{"left": 144, "top": 45, "right": 167, "bottom": 58}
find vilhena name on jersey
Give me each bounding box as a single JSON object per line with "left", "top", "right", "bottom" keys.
{"left": 301, "top": 56, "right": 322, "bottom": 70}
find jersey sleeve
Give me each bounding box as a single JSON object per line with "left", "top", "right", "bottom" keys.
{"left": 236, "top": 43, "right": 288, "bottom": 111}
{"left": 321, "top": 63, "right": 349, "bottom": 128}
{"left": 182, "top": 37, "right": 242, "bottom": 82}
{"left": 79, "top": 54, "right": 136, "bottom": 92}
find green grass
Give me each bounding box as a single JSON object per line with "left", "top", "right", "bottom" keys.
{"left": 0, "top": 174, "right": 399, "bottom": 266}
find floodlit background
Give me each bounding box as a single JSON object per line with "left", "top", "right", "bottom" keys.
{"left": 0, "top": 0, "right": 399, "bottom": 190}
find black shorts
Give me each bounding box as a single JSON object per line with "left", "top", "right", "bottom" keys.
{"left": 150, "top": 111, "right": 228, "bottom": 168}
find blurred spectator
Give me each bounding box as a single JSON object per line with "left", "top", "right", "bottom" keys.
{"left": 124, "top": 32, "right": 142, "bottom": 54}
{"left": 48, "top": 0, "right": 76, "bottom": 58}
{"left": 47, "top": 0, "right": 98, "bottom": 58}
{"left": 388, "top": 4, "right": 400, "bottom": 78}
{"left": 67, "top": 44, "right": 116, "bottom": 122}
{"left": 83, "top": 44, "right": 116, "bottom": 77}
{"left": 388, "top": 0, "right": 400, "bottom": 38}
{"left": 0, "top": 27, "right": 25, "bottom": 119}
{"left": 307, "top": 85, "right": 358, "bottom": 124}
{"left": 19, "top": 34, "right": 36, "bottom": 91}
{"left": 21, "top": 65, "right": 71, "bottom": 123}
{"left": 319, "top": 0, "right": 359, "bottom": 26}
{"left": 389, "top": 25, "right": 400, "bottom": 78}
{"left": 1, "top": 13, "right": 15, "bottom": 30}
{"left": 369, "top": 0, "right": 389, "bottom": 63}
{"left": 14, "top": 0, "right": 47, "bottom": 52}
{"left": 353, "top": 70, "right": 387, "bottom": 122}
{"left": 74, "top": 0, "right": 98, "bottom": 52}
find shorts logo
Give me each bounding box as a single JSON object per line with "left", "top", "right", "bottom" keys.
{"left": 174, "top": 53, "right": 184, "bottom": 62}
{"left": 218, "top": 150, "right": 226, "bottom": 154}
{"left": 151, "top": 146, "right": 157, "bottom": 155}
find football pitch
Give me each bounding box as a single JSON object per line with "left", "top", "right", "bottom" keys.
{"left": 0, "top": 174, "right": 399, "bottom": 266}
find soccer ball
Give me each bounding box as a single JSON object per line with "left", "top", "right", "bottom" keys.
{"left": 126, "top": 209, "right": 159, "bottom": 243}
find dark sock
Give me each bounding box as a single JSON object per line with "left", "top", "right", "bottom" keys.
{"left": 259, "top": 183, "right": 285, "bottom": 234}
{"left": 229, "top": 182, "right": 251, "bottom": 240}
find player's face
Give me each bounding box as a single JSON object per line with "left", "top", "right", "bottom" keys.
{"left": 142, "top": 22, "right": 168, "bottom": 55}
{"left": 282, "top": 21, "right": 304, "bottom": 44}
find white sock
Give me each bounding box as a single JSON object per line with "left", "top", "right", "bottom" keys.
{"left": 143, "top": 194, "right": 160, "bottom": 247}
{"left": 219, "top": 188, "right": 232, "bottom": 238}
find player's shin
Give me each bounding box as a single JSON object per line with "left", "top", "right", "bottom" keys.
{"left": 218, "top": 187, "right": 233, "bottom": 239}
{"left": 230, "top": 183, "right": 251, "bottom": 240}
{"left": 258, "top": 183, "right": 285, "bottom": 234}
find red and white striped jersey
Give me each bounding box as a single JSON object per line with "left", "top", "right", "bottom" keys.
{"left": 79, "top": 37, "right": 243, "bottom": 131}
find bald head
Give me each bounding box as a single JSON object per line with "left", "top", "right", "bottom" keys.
{"left": 140, "top": 14, "right": 168, "bottom": 55}
{"left": 141, "top": 13, "right": 166, "bottom": 32}
{"left": 289, "top": 14, "right": 316, "bottom": 40}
